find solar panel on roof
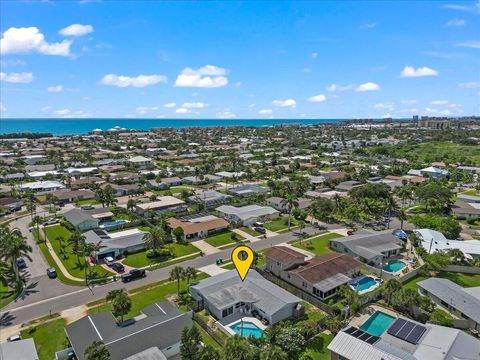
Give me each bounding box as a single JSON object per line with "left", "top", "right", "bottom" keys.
{"left": 366, "top": 336, "right": 380, "bottom": 345}
{"left": 405, "top": 325, "right": 427, "bottom": 345}
{"left": 397, "top": 321, "right": 415, "bottom": 338}
{"left": 387, "top": 318, "right": 406, "bottom": 336}
{"left": 359, "top": 332, "right": 372, "bottom": 341}
{"left": 344, "top": 327, "right": 380, "bottom": 345}
{"left": 345, "top": 327, "right": 357, "bottom": 335}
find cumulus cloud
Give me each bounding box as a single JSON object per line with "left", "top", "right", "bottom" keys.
{"left": 59, "top": 24, "right": 94, "bottom": 37}
{"left": 258, "top": 109, "right": 273, "bottom": 115}
{"left": 216, "top": 111, "right": 236, "bottom": 119}
{"left": 400, "top": 66, "right": 438, "bottom": 78}
{"left": 51, "top": 108, "right": 91, "bottom": 118}
{"left": 175, "top": 108, "right": 190, "bottom": 114}
{"left": 355, "top": 82, "right": 380, "bottom": 92}
{"left": 374, "top": 102, "right": 395, "bottom": 111}
{"left": 458, "top": 81, "right": 480, "bottom": 88}
{"left": 327, "top": 83, "right": 356, "bottom": 92}
{"left": 164, "top": 102, "right": 177, "bottom": 108}
{"left": 136, "top": 106, "right": 159, "bottom": 114}
{"left": 307, "top": 94, "right": 326, "bottom": 103}
{"left": 182, "top": 102, "right": 208, "bottom": 109}
{"left": 272, "top": 99, "right": 296, "bottom": 108}
{"left": 431, "top": 100, "right": 449, "bottom": 105}
{"left": 0, "top": 72, "right": 33, "bottom": 83}
{"left": 175, "top": 65, "right": 228, "bottom": 88}
{"left": 47, "top": 85, "right": 63, "bottom": 92}
{"left": 1, "top": 27, "right": 71, "bottom": 56}
{"left": 445, "top": 18, "right": 466, "bottom": 27}
{"left": 101, "top": 74, "right": 167, "bottom": 87}
{"left": 456, "top": 40, "right": 480, "bottom": 48}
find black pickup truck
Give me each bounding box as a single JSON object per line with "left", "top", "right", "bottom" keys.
{"left": 121, "top": 269, "right": 146, "bottom": 282}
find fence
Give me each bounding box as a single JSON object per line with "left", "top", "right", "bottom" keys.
{"left": 256, "top": 268, "right": 333, "bottom": 314}
{"left": 443, "top": 265, "right": 480, "bottom": 274}
{"left": 192, "top": 312, "right": 226, "bottom": 346}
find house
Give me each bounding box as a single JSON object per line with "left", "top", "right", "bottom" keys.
{"left": 23, "top": 154, "right": 47, "bottom": 165}
{"left": 228, "top": 184, "right": 270, "bottom": 197}
{"left": 64, "top": 208, "right": 99, "bottom": 231}
{"left": 182, "top": 174, "right": 222, "bottom": 185}
{"left": 135, "top": 196, "right": 186, "bottom": 216}
{"left": 336, "top": 180, "right": 363, "bottom": 192}
{"left": 328, "top": 321, "right": 480, "bottom": 360}
{"left": 215, "top": 171, "right": 245, "bottom": 179}
{"left": 70, "top": 176, "right": 105, "bottom": 189}
{"left": 266, "top": 196, "right": 312, "bottom": 213}
{"left": 215, "top": 204, "right": 280, "bottom": 226}
{"left": 457, "top": 166, "right": 480, "bottom": 174}
{"left": 190, "top": 270, "right": 300, "bottom": 325}
{"left": 451, "top": 200, "right": 480, "bottom": 219}
{"left": 167, "top": 214, "right": 229, "bottom": 240}
{"left": 265, "top": 247, "right": 361, "bottom": 300}
{"left": 0, "top": 196, "right": 23, "bottom": 211}
{"left": 127, "top": 155, "right": 153, "bottom": 169}
{"left": 27, "top": 170, "right": 61, "bottom": 179}
{"left": 107, "top": 183, "right": 142, "bottom": 196}
{"left": 146, "top": 177, "right": 182, "bottom": 189}
{"left": 51, "top": 189, "right": 95, "bottom": 204}
{"left": 84, "top": 228, "right": 148, "bottom": 259}
{"left": 420, "top": 166, "right": 449, "bottom": 179}
{"left": 64, "top": 301, "right": 192, "bottom": 360}
{"left": 65, "top": 167, "right": 98, "bottom": 175}
{"left": 0, "top": 338, "right": 39, "bottom": 360}
{"left": 18, "top": 180, "right": 65, "bottom": 193}
{"left": 457, "top": 194, "right": 480, "bottom": 203}
{"left": 414, "top": 228, "right": 480, "bottom": 260}
{"left": 418, "top": 277, "right": 480, "bottom": 331}
{"left": 330, "top": 231, "right": 404, "bottom": 267}
{"left": 188, "top": 190, "right": 230, "bottom": 208}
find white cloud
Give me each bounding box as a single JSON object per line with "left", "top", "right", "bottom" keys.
{"left": 136, "top": 106, "right": 158, "bottom": 115}
{"left": 307, "top": 94, "right": 326, "bottom": 103}
{"left": 164, "top": 102, "right": 177, "bottom": 108}
{"left": 360, "top": 22, "right": 376, "bottom": 29}
{"left": 258, "top": 109, "right": 273, "bottom": 115}
{"left": 442, "top": 3, "right": 480, "bottom": 14}
{"left": 235, "top": 81, "right": 242, "bottom": 87}
{"left": 0, "top": 72, "right": 33, "bottom": 83}
{"left": 327, "top": 83, "right": 356, "bottom": 92}
{"left": 456, "top": 40, "right": 480, "bottom": 49}
{"left": 431, "top": 100, "right": 449, "bottom": 105}
{"left": 182, "top": 102, "right": 208, "bottom": 109}
{"left": 59, "top": 24, "right": 94, "bottom": 37}
{"left": 424, "top": 107, "right": 451, "bottom": 116}
{"left": 458, "top": 81, "right": 480, "bottom": 88}
{"left": 101, "top": 74, "right": 167, "bottom": 87}
{"left": 400, "top": 66, "right": 438, "bottom": 78}
{"left": 445, "top": 18, "right": 466, "bottom": 27}
{"left": 47, "top": 85, "right": 63, "bottom": 92}
{"left": 355, "top": 82, "right": 380, "bottom": 92}
{"left": 216, "top": 111, "right": 236, "bottom": 119}
{"left": 54, "top": 109, "right": 71, "bottom": 116}
{"left": 175, "top": 65, "right": 228, "bottom": 88}
{"left": 0, "top": 27, "right": 71, "bottom": 56}
{"left": 374, "top": 102, "right": 395, "bottom": 111}
{"left": 311, "top": 52, "right": 318, "bottom": 59}
{"left": 175, "top": 108, "right": 190, "bottom": 114}
{"left": 272, "top": 99, "right": 296, "bottom": 108}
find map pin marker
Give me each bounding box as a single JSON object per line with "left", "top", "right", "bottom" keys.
{"left": 231, "top": 245, "right": 254, "bottom": 281}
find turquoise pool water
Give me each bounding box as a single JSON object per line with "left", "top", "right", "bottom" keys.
{"left": 383, "top": 260, "right": 406, "bottom": 273}
{"left": 230, "top": 321, "right": 264, "bottom": 338}
{"left": 360, "top": 311, "right": 396, "bottom": 336}
{"left": 100, "top": 220, "right": 128, "bottom": 229}
{"left": 350, "top": 276, "right": 377, "bottom": 292}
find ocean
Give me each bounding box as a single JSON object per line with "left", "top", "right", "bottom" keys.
{"left": 0, "top": 118, "right": 352, "bottom": 135}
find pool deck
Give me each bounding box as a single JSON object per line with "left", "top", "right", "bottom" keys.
{"left": 216, "top": 315, "right": 267, "bottom": 337}
{"left": 349, "top": 304, "right": 399, "bottom": 328}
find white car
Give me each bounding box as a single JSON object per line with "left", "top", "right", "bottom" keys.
{"left": 44, "top": 218, "right": 59, "bottom": 226}
{"left": 104, "top": 256, "right": 115, "bottom": 266}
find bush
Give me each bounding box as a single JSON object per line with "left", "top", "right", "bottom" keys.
{"left": 429, "top": 309, "right": 454, "bottom": 327}
{"left": 467, "top": 217, "right": 478, "bottom": 225}
{"left": 146, "top": 248, "right": 172, "bottom": 258}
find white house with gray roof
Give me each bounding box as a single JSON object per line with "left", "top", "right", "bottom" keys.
{"left": 190, "top": 270, "right": 300, "bottom": 325}
{"left": 215, "top": 204, "right": 279, "bottom": 226}
{"left": 84, "top": 228, "right": 148, "bottom": 260}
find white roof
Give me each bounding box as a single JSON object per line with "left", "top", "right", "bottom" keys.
{"left": 19, "top": 180, "right": 64, "bottom": 190}
{"left": 415, "top": 228, "right": 480, "bottom": 259}
{"left": 65, "top": 167, "right": 98, "bottom": 174}
{"left": 136, "top": 196, "right": 185, "bottom": 210}
{"left": 27, "top": 170, "right": 60, "bottom": 177}
{"left": 128, "top": 156, "right": 152, "bottom": 163}
{"left": 216, "top": 204, "right": 278, "bottom": 220}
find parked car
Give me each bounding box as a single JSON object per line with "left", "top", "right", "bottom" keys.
{"left": 254, "top": 226, "right": 266, "bottom": 234}
{"left": 44, "top": 218, "right": 59, "bottom": 226}
{"left": 46, "top": 267, "right": 57, "bottom": 279}
{"left": 81, "top": 205, "right": 94, "bottom": 210}
{"left": 7, "top": 335, "right": 21, "bottom": 342}
{"left": 104, "top": 256, "right": 116, "bottom": 266}
{"left": 121, "top": 269, "right": 146, "bottom": 282}
{"left": 347, "top": 230, "right": 354, "bottom": 236}
{"left": 16, "top": 257, "right": 27, "bottom": 269}
{"left": 253, "top": 221, "right": 264, "bottom": 228}
{"left": 111, "top": 263, "right": 125, "bottom": 273}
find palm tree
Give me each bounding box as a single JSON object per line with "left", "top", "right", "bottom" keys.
{"left": 397, "top": 208, "right": 407, "bottom": 230}
{"left": 395, "top": 184, "right": 413, "bottom": 208}
{"left": 169, "top": 266, "right": 185, "bottom": 296}
{"left": 143, "top": 226, "right": 166, "bottom": 251}
{"left": 90, "top": 240, "right": 106, "bottom": 265}
{"left": 260, "top": 345, "right": 288, "bottom": 360}
{"left": 69, "top": 231, "right": 86, "bottom": 264}
{"left": 184, "top": 266, "right": 197, "bottom": 285}
{"left": 56, "top": 235, "right": 65, "bottom": 256}
{"left": 106, "top": 289, "right": 123, "bottom": 304}
{"left": 383, "top": 279, "right": 401, "bottom": 305}
{"left": 0, "top": 225, "right": 32, "bottom": 283}
{"left": 126, "top": 198, "right": 137, "bottom": 212}
{"left": 25, "top": 198, "right": 36, "bottom": 224}
{"left": 324, "top": 316, "right": 344, "bottom": 335}
{"left": 281, "top": 193, "right": 299, "bottom": 230}
{"left": 84, "top": 341, "right": 110, "bottom": 360}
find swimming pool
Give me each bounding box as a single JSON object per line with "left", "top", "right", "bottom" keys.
{"left": 229, "top": 321, "right": 264, "bottom": 338}
{"left": 349, "top": 276, "right": 379, "bottom": 294}
{"left": 100, "top": 220, "right": 128, "bottom": 229}
{"left": 383, "top": 260, "right": 406, "bottom": 273}
{"left": 360, "top": 311, "right": 396, "bottom": 336}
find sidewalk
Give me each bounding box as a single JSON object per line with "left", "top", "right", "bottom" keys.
{"left": 232, "top": 228, "right": 261, "bottom": 243}
{"left": 192, "top": 239, "right": 220, "bottom": 255}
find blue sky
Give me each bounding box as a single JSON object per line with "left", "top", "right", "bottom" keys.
{"left": 0, "top": 0, "right": 479, "bottom": 119}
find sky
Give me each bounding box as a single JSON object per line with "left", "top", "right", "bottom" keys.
{"left": 0, "top": 0, "right": 479, "bottom": 119}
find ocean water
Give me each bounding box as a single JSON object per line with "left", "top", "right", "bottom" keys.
{"left": 0, "top": 118, "right": 350, "bottom": 135}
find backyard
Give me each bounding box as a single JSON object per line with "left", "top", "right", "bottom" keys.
{"left": 403, "top": 272, "right": 480, "bottom": 290}
{"left": 44, "top": 225, "right": 113, "bottom": 279}
{"left": 290, "top": 232, "right": 342, "bottom": 255}
{"left": 122, "top": 242, "right": 200, "bottom": 268}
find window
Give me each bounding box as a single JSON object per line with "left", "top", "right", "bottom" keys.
{"left": 302, "top": 282, "right": 308, "bottom": 288}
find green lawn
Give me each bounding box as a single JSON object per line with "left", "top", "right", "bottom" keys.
{"left": 461, "top": 189, "right": 480, "bottom": 196}
{"left": 123, "top": 242, "right": 200, "bottom": 268}
{"left": 264, "top": 216, "right": 299, "bottom": 232}
{"left": 76, "top": 198, "right": 98, "bottom": 205}
{"left": 291, "top": 232, "right": 341, "bottom": 255}
{"left": 91, "top": 273, "right": 209, "bottom": 320}
{"left": 0, "top": 282, "right": 17, "bottom": 309}
{"left": 403, "top": 272, "right": 480, "bottom": 291}
{"left": 240, "top": 226, "right": 261, "bottom": 237}
{"left": 45, "top": 225, "right": 113, "bottom": 279}
{"left": 304, "top": 332, "right": 334, "bottom": 360}
{"left": 21, "top": 319, "right": 67, "bottom": 360}
{"left": 205, "top": 231, "right": 245, "bottom": 247}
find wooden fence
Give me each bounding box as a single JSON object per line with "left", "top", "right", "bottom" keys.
{"left": 192, "top": 312, "right": 226, "bottom": 346}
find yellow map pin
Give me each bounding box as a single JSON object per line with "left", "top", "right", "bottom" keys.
{"left": 231, "top": 245, "right": 254, "bottom": 281}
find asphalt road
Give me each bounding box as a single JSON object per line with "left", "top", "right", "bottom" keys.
{"left": 0, "top": 223, "right": 358, "bottom": 328}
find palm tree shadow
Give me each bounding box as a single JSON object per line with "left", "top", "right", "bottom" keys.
{"left": 0, "top": 312, "right": 16, "bottom": 327}
{"left": 16, "top": 280, "right": 40, "bottom": 301}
